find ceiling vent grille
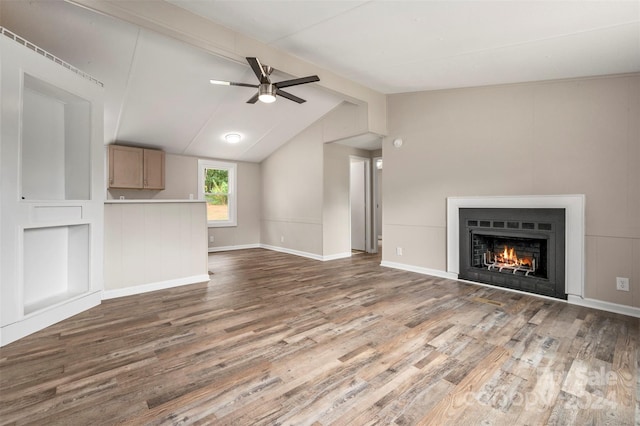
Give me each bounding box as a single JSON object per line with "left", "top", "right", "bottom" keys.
{"left": 1, "top": 27, "right": 103, "bottom": 87}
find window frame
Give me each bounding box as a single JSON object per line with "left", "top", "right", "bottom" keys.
{"left": 197, "top": 159, "right": 237, "bottom": 227}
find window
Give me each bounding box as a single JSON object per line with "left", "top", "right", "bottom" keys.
{"left": 198, "top": 159, "right": 237, "bottom": 227}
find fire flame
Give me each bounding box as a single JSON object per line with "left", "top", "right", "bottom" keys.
{"left": 495, "top": 246, "right": 532, "bottom": 267}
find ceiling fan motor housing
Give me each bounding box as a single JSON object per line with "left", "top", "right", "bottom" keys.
{"left": 258, "top": 83, "right": 276, "bottom": 103}
{"left": 210, "top": 57, "right": 319, "bottom": 104}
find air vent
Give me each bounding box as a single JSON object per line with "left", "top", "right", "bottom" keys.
{"left": 507, "top": 222, "right": 519, "bottom": 229}
{"left": 1, "top": 27, "right": 103, "bottom": 87}
{"left": 493, "top": 221, "right": 504, "bottom": 228}
{"left": 522, "top": 222, "right": 535, "bottom": 230}
{"left": 468, "top": 220, "right": 478, "bottom": 227}
{"left": 538, "top": 223, "right": 552, "bottom": 231}
{"left": 480, "top": 221, "right": 491, "bottom": 227}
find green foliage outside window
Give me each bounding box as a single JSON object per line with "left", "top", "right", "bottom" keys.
{"left": 204, "top": 168, "right": 228, "bottom": 205}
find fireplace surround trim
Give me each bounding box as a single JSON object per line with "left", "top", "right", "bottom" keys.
{"left": 446, "top": 195, "right": 585, "bottom": 298}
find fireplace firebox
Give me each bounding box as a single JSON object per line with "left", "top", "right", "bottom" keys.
{"left": 459, "top": 208, "right": 566, "bottom": 299}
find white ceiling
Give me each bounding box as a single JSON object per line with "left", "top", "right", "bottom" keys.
{"left": 169, "top": 0, "right": 640, "bottom": 93}
{"left": 2, "top": 1, "right": 639, "bottom": 161}
{"left": 0, "top": 0, "right": 344, "bottom": 162}
{"left": 334, "top": 133, "right": 383, "bottom": 151}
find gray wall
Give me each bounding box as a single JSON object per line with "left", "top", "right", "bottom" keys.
{"left": 384, "top": 73, "right": 640, "bottom": 308}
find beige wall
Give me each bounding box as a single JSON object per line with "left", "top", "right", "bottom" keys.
{"left": 103, "top": 202, "right": 208, "bottom": 292}
{"left": 261, "top": 101, "right": 369, "bottom": 257}
{"left": 261, "top": 121, "right": 324, "bottom": 255}
{"left": 384, "top": 74, "right": 640, "bottom": 308}
{"left": 108, "top": 153, "right": 261, "bottom": 249}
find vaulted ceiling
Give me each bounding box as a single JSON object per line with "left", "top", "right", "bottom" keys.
{"left": 168, "top": 0, "right": 640, "bottom": 93}
{"left": 2, "top": 1, "right": 638, "bottom": 162}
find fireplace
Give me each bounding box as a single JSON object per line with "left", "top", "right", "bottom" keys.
{"left": 458, "top": 208, "right": 566, "bottom": 299}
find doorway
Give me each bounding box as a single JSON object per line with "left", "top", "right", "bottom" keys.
{"left": 350, "top": 156, "right": 370, "bottom": 253}
{"left": 373, "top": 156, "right": 382, "bottom": 252}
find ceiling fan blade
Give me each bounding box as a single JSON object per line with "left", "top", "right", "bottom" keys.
{"left": 274, "top": 75, "right": 319, "bottom": 89}
{"left": 230, "top": 82, "right": 259, "bottom": 88}
{"left": 277, "top": 89, "right": 306, "bottom": 104}
{"left": 246, "top": 57, "right": 268, "bottom": 83}
{"left": 210, "top": 79, "right": 258, "bottom": 88}
{"left": 246, "top": 93, "right": 259, "bottom": 104}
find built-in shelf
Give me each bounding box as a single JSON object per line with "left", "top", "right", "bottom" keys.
{"left": 22, "top": 74, "right": 91, "bottom": 201}
{"left": 1, "top": 29, "right": 104, "bottom": 347}
{"left": 23, "top": 225, "right": 90, "bottom": 315}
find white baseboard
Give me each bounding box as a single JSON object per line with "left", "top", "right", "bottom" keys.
{"left": 208, "top": 243, "right": 260, "bottom": 253}
{"left": 260, "top": 244, "right": 352, "bottom": 262}
{"left": 381, "top": 261, "right": 640, "bottom": 318}
{"left": 1, "top": 291, "right": 102, "bottom": 347}
{"left": 102, "top": 274, "right": 211, "bottom": 300}
{"left": 260, "top": 244, "right": 324, "bottom": 261}
{"left": 568, "top": 295, "right": 640, "bottom": 318}
{"left": 322, "top": 252, "right": 352, "bottom": 261}
{"left": 208, "top": 244, "right": 351, "bottom": 262}
{"left": 380, "top": 261, "right": 458, "bottom": 280}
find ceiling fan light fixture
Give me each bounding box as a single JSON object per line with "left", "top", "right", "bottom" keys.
{"left": 224, "top": 133, "right": 241, "bottom": 143}
{"left": 258, "top": 83, "right": 276, "bottom": 103}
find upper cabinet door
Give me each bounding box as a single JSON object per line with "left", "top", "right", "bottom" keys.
{"left": 108, "top": 145, "right": 143, "bottom": 188}
{"left": 143, "top": 149, "right": 165, "bottom": 190}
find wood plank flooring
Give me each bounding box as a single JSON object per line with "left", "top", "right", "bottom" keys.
{"left": 1, "top": 248, "right": 638, "bottom": 425}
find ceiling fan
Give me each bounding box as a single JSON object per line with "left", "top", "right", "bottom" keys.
{"left": 210, "top": 57, "right": 320, "bottom": 104}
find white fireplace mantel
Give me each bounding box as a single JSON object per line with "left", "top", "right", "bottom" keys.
{"left": 446, "top": 195, "right": 585, "bottom": 298}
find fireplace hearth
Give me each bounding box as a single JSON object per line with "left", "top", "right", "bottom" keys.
{"left": 459, "top": 208, "right": 566, "bottom": 299}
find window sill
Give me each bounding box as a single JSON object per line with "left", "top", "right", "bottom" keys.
{"left": 207, "top": 222, "right": 237, "bottom": 228}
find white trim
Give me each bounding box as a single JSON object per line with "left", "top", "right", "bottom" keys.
{"left": 207, "top": 244, "right": 351, "bottom": 261}
{"left": 260, "top": 244, "right": 351, "bottom": 262}
{"left": 197, "top": 159, "right": 237, "bottom": 227}
{"left": 372, "top": 156, "right": 382, "bottom": 254}
{"left": 1, "top": 292, "right": 101, "bottom": 347}
{"left": 104, "top": 199, "right": 205, "bottom": 204}
{"left": 208, "top": 243, "right": 261, "bottom": 253}
{"left": 568, "top": 295, "right": 640, "bottom": 318}
{"left": 323, "top": 252, "right": 352, "bottom": 261}
{"left": 446, "top": 195, "right": 585, "bottom": 297}
{"left": 260, "top": 244, "right": 324, "bottom": 261}
{"left": 363, "top": 158, "right": 373, "bottom": 254}
{"left": 381, "top": 261, "right": 458, "bottom": 280}
{"left": 101, "top": 275, "right": 211, "bottom": 300}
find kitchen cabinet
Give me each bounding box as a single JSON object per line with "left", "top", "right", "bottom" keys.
{"left": 108, "top": 145, "right": 165, "bottom": 189}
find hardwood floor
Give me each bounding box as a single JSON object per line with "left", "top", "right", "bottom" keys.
{"left": 1, "top": 248, "right": 638, "bottom": 425}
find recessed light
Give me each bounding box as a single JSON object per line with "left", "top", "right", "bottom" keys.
{"left": 225, "top": 133, "right": 241, "bottom": 143}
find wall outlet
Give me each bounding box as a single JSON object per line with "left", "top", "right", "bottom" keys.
{"left": 396, "top": 247, "right": 403, "bottom": 256}
{"left": 616, "top": 277, "right": 630, "bottom": 292}
{"left": 280, "top": 236, "right": 284, "bottom": 243}
{"left": 209, "top": 235, "right": 214, "bottom": 243}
